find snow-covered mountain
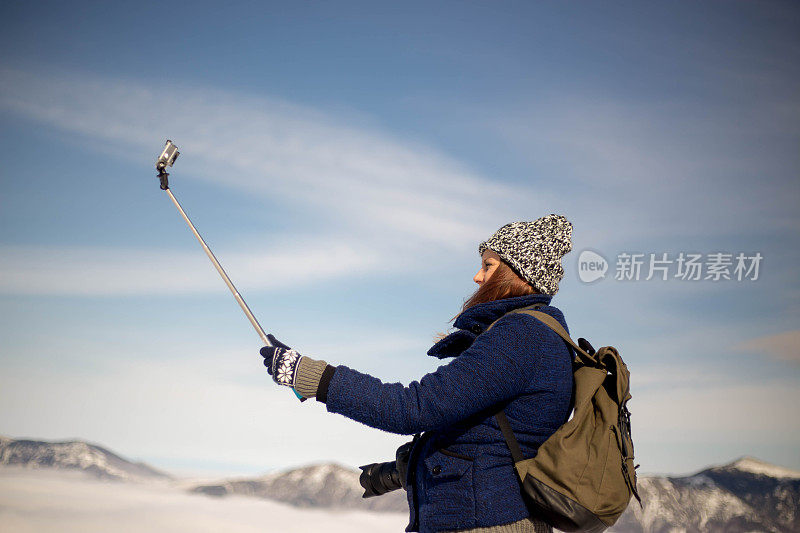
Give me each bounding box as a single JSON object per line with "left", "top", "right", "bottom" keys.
{"left": 612, "top": 456, "right": 800, "bottom": 532}
{"left": 0, "top": 435, "right": 171, "bottom": 482}
{"left": 3, "top": 433, "right": 798, "bottom": 532}
{"left": 189, "top": 457, "right": 800, "bottom": 533}
{"left": 188, "top": 457, "right": 800, "bottom": 531}
{"left": 189, "top": 462, "right": 408, "bottom": 513}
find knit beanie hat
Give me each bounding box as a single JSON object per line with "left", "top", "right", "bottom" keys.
{"left": 478, "top": 214, "right": 573, "bottom": 295}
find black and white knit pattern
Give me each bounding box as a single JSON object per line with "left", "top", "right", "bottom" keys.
{"left": 272, "top": 348, "right": 302, "bottom": 387}
{"left": 478, "top": 214, "right": 573, "bottom": 295}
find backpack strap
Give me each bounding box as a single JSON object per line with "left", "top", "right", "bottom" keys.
{"left": 495, "top": 410, "right": 524, "bottom": 464}
{"left": 487, "top": 304, "right": 598, "bottom": 367}
{"left": 494, "top": 304, "right": 596, "bottom": 465}
{"left": 513, "top": 307, "right": 598, "bottom": 367}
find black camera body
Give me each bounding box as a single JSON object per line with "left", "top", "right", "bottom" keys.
{"left": 359, "top": 441, "right": 414, "bottom": 498}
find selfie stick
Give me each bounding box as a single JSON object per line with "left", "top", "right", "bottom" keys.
{"left": 155, "top": 140, "right": 272, "bottom": 348}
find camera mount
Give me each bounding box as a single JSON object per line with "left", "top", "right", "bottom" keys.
{"left": 153, "top": 139, "right": 272, "bottom": 347}
{"left": 156, "top": 139, "right": 180, "bottom": 190}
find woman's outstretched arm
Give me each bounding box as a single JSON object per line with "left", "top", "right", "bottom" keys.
{"left": 320, "top": 313, "right": 557, "bottom": 435}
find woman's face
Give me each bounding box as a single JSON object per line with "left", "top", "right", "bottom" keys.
{"left": 473, "top": 250, "right": 502, "bottom": 285}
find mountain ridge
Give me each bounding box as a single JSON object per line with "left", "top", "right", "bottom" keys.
{"left": 613, "top": 456, "right": 800, "bottom": 532}
{"left": 2, "top": 434, "right": 797, "bottom": 531}
{"left": 189, "top": 461, "right": 408, "bottom": 513}
{"left": 0, "top": 434, "right": 171, "bottom": 482}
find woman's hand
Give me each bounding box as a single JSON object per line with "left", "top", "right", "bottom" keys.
{"left": 260, "top": 335, "right": 333, "bottom": 402}
{"left": 260, "top": 334, "right": 303, "bottom": 387}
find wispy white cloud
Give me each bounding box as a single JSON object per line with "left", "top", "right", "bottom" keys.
{"left": 734, "top": 330, "right": 800, "bottom": 364}
{"left": 4, "top": 66, "right": 792, "bottom": 299}
{"left": 0, "top": 67, "right": 566, "bottom": 296}
{"left": 0, "top": 68, "right": 552, "bottom": 252}
{"left": 0, "top": 240, "right": 383, "bottom": 296}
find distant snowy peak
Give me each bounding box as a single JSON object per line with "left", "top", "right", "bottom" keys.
{"left": 258, "top": 462, "right": 362, "bottom": 490}
{"left": 726, "top": 456, "right": 800, "bottom": 479}
{"left": 0, "top": 435, "right": 170, "bottom": 482}
{"left": 612, "top": 456, "right": 800, "bottom": 532}
{"left": 190, "top": 462, "right": 407, "bottom": 513}
{"left": 4, "top": 431, "right": 798, "bottom": 532}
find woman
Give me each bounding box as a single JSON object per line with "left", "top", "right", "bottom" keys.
{"left": 260, "top": 214, "right": 574, "bottom": 533}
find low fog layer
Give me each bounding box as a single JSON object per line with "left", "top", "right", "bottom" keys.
{"left": 0, "top": 468, "right": 407, "bottom": 533}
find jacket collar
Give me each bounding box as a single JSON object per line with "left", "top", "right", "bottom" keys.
{"left": 427, "top": 294, "right": 552, "bottom": 359}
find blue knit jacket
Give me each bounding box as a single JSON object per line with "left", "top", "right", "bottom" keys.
{"left": 325, "top": 294, "right": 573, "bottom": 532}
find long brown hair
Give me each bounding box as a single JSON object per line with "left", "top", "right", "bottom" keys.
{"left": 462, "top": 260, "right": 537, "bottom": 312}
{"left": 435, "top": 259, "right": 538, "bottom": 342}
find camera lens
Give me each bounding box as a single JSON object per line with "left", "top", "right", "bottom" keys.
{"left": 358, "top": 460, "right": 403, "bottom": 498}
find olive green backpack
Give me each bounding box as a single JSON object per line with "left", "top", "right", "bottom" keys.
{"left": 491, "top": 305, "right": 641, "bottom": 532}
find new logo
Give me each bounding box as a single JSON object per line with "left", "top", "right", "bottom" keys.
{"left": 577, "top": 250, "right": 608, "bottom": 283}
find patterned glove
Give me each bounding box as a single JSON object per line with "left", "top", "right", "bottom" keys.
{"left": 260, "top": 334, "right": 303, "bottom": 387}
{"left": 260, "top": 334, "right": 333, "bottom": 401}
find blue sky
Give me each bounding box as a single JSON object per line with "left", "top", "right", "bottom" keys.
{"left": 0, "top": 1, "right": 798, "bottom": 477}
